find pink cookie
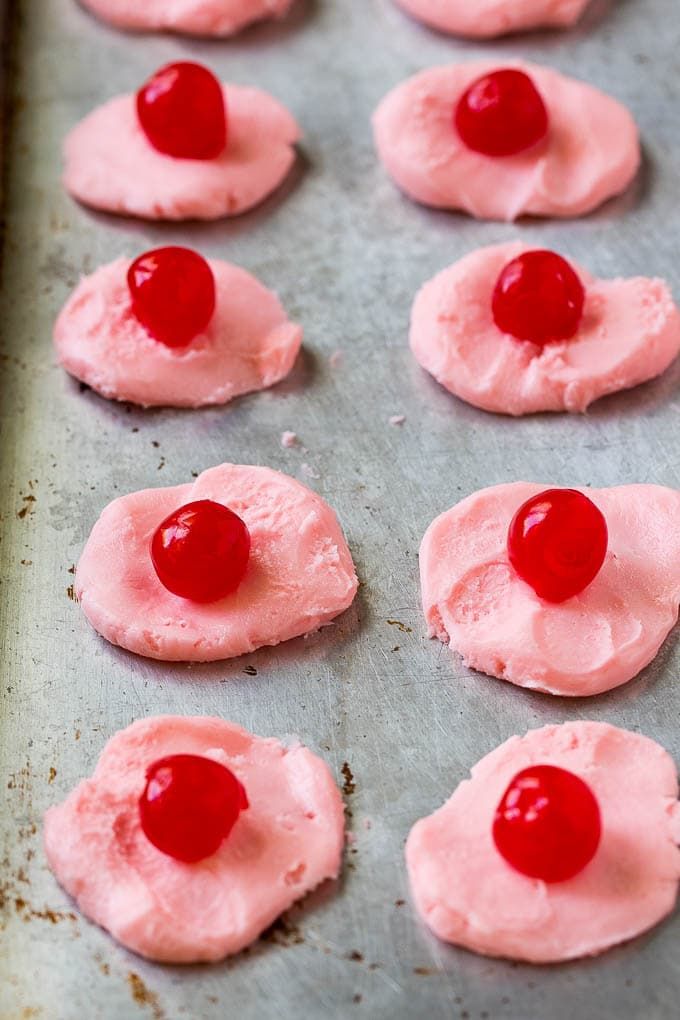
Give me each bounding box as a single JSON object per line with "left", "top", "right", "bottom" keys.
{"left": 44, "top": 715, "right": 345, "bottom": 962}
{"left": 410, "top": 242, "right": 680, "bottom": 415}
{"left": 76, "top": 463, "right": 358, "bottom": 662}
{"left": 372, "top": 61, "right": 639, "bottom": 220}
{"left": 79, "top": 0, "right": 296, "bottom": 36}
{"left": 55, "top": 256, "right": 302, "bottom": 407}
{"left": 407, "top": 721, "right": 680, "bottom": 962}
{"left": 420, "top": 482, "right": 680, "bottom": 696}
{"left": 64, "top": 84, "right": 300, "bottom": 220}
{"left": 394, "top": 0, "right": 590, "bottom": 37}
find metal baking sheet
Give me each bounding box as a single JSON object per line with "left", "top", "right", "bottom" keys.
{"left": 1, "top": 0, "right": 679, "bottom": 1016}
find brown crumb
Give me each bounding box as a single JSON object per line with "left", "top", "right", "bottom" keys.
{"left": 243, "top": 665, "right": 257, "bottom": 676}
{"left": 341, "top": 762, "right": 356, "bottom": 796}
{"left": 127, "top": 972, "right": 164, "bottom": 1020}
{"left": 348, "top": 950, "right": 363, "bottom": 962}
{"left": 66, "top": 584, "right": 77, "bottom": 602}
{"left": 413, "top": 966, "right": 434, "bottom": 976}
{"left": 48, "top": 767, "right": 57, "bottom": 784}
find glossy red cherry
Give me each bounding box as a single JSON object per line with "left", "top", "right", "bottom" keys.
{"left": 139, "top": 754, "right": 248, "bottom": 863}
{"left": 151, "top": 500, "right": 251, "bottom": 602}
{"left": 507, "top": 489, "right": 608, "bottom": 603}
{"left": 127, "top": 247, "right": 216, "bottom": 348}
{"left": 454, "top": 69, "right": 548, "bottom": 157}
{"left": 493, "top": 764, "right": 601, "bottom": 883}
{"left": 136, "top": 61, "right": 227, "bottom": 160}
{"left": 492, "top": 250, "right": 585, "bottom": 346}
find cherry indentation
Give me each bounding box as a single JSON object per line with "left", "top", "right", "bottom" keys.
{"left": 507, "top": 488, "right": 608, "bottom": 603}
{"left": 127, "top": 246, "right": 216, "bottom": 348}
{"left": 136, "top": 61, "right": 227, "bottom": 160}
{"left": 493, "top": 764, "right": 601, "bottom": 883}
{"left": 454, "top": 69, "right": 548, "bottom": 158}
{"left": 139, "top": 754, "right": 248, "bottom": 863}
{"left": 151, "top": 499, "right": 251, "bottom": 603}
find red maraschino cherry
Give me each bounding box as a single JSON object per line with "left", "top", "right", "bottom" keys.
{"left": 454, "top": 69, "right": 548, "bottom": 157}
{"left": 493, "top": 764, "right": 602, "bottom": 882}
{"left": 507, "top": 489, "right": 608, "bottom": 603}
{"left": 492, "top": 250, "right": 585, "bottom": 346}
{"left": 139, "top": 754, "right": 248, "bottom": 863}
{"left": 136, "top": 61, "right": 227, "bottom": 160}
{"left": 128, "top": 246, "right": 216, "bottom": 348}
{"left": 151, "top": 500, "right": 251, "bottom": 602}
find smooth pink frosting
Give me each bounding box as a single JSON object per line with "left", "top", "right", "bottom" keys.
{"left": 54, "top": 256, "right": 302, "bottom": 408}
{"left": 372, "top": 61, "right": 639, "bottom": 221}
{"left": 407, "top": 721, "right": 680, "bottom": 962}
{"left": 394, "top": 0, "right": 589, "bottom": 37}
{"left": 410, "top": 242, "right": 680, "bottom": 415}
{"left": 76, "top": 464, "right": 358, "bottom": 662}
{"left": 64, "top": 84, "right": 300, "bottom": 220}
{"left": 44, "top": 715, "right": 345, "bottom": 962}
{"left": 79, "top": 0, "right": 295, "bottom": 35}
{"left": 420, "top": 482, "right": 680, "bottom": 696}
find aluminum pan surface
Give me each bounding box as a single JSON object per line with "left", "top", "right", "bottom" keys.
{"left": 1, "top": 0, "right": 679, "bottom": 1017}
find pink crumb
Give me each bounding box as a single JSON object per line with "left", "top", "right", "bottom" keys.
{"left": 389, "top": 415, "right": 406, "bottom": 426}
{"left": 280, "top": 431, "right": 298, "bottom": 448}
{"left": 329, "top": 350, "right": 343, "bottom": 368}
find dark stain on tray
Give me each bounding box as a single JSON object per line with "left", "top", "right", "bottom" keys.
{"left": 386, "top": 619, "right": 412, "bottom": 634}
{"left": 13, "top": 897, "right": 77, "bottom": 924}
{"left": 341, "top": 762, "right": 356, "bottom": 796}
{"left": 243, "top": 665, "right": 258, "bottom": 676}
{"left": 127, "top": 972, "right": 165, "bottom": 1020}
{"left": 261, "top": 914, "right": 304, "bottom": 947}
{"left": 17, "top": 492, "right": 36, "bottom": 518}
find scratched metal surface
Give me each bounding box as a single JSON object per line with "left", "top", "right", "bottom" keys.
{"left": 1, "top": 0, "right": 679, "bottom": 1017}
